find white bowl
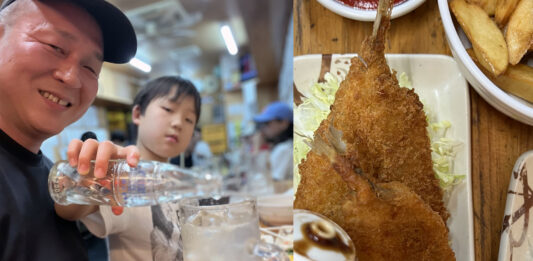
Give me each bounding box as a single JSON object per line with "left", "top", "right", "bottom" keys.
{"left": 257, "top": 194, "right": 293, "bottom": 226}
{"left": 438, "top": 0, "right": 533, "bottom": 125}
{"left": 316, "top": 0, "right": 426, "bottom": 21}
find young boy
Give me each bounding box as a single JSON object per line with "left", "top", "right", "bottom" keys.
{"left": 80, "top": 76, "right": 201, "bottom": 261}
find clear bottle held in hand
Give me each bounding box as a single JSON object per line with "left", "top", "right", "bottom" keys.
{"left": 49, "top": 160, "right": 199, "bottom": 207}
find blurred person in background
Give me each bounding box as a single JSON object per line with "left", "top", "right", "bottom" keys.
{"left": 190, "top": 128, "right": 213, "bottom": 168}
{"left": 170, "top": 128, "right": 212, "bottom": 169}
{"left": 253, "top": 101, "right": 293, "bottom": 186}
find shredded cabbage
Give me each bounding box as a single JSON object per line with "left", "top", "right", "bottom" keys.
{"left": 293, "top": 73, "right": 340, "bottom": 189}
{"left": 294, "top": 71, "right": 464, "bottom": 191}
{"left": 425, "top": 107, "right": 465, "bottom": 190}
{"left": 398, "top": 72, "right": 413, "bottom": 89}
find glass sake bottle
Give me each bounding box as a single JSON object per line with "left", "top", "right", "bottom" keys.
{"left": 48, "top": 160, "right": 200, "bottom": 207}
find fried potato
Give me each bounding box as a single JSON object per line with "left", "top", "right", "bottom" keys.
{"left": 450, "top": 0, "right": 508, "bottom": 76}
{"left": 506, "top": 0, "right": 533, "bottom": 65}
{"left": 467, "top": 0, "right": 497, "bottom": 15}
{"left": 467, "top": 48, "right": 533, "bottom": 103}
{"left": 495, "top": 0, "right": 521, "bottom": 27}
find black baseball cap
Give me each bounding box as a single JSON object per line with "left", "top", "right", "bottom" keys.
{"left": 0, "top": 0, "right": 137, "bottom": 64}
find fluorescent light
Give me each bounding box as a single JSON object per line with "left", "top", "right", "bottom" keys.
{"left": 129, "top": 57, "right": 151, "bottom": 73}
{"left": 220, "top": 25, "right": 238, "bottom": 55}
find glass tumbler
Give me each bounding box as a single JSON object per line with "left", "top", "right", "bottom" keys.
{"left": 179, "top": 194, "right": 289, "bottom": 261}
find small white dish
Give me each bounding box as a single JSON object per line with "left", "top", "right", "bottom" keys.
{"left": 316, "top": 0, "right": 426, "bottom": 21}
{"left": 438, "top": 0, "right": 533, "bottom": 126}
{"left": 498, "top": 151, "right": 533, "bottom": 261}
{"left": 257, "top": 194, "right": 294, "bottom": 226}
{"left": 293, "top": 54, "right": 474, "bottom": 260}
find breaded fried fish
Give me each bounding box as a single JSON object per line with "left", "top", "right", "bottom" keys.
{"left": 310, "top": 126, "right": 455, "bottom": 261}
{"left": 294, "top": 0, "right": 448, "bottom": 223}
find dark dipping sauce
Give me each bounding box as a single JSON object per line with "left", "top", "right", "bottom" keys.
{"left": 336, "top": 0, "right": 407, "bottom": 10}
{"left": 294, "top": 221, "right": 355, "bottom": 260}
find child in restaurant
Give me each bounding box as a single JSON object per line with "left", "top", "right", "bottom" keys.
{"left": 80, "top": 76, "right": 201, "bottom": 261}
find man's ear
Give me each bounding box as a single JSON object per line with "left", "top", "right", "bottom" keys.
{"left": 131, "top": 105, "right": 141, "bottom": 125}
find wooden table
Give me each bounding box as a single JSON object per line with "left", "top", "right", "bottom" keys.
{"left": 293, "top": 0, "right": 533, "bottom": 260}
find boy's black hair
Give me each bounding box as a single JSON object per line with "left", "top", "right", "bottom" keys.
{"left": 133, "top": 76, "right": 201, "bottom": 123}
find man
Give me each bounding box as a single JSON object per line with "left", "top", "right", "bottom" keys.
{"left": 253, "top": 101, "right": 293, "bottom": 182}
{"left": 0, "top": 0, "right": 139, "bottom": 259}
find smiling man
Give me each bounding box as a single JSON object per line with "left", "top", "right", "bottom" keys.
{"left": 0, "top": 0, "right": 137, "bottom": 259}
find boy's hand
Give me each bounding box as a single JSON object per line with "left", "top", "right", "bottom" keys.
{"left": 66, "top": 139, "right": 139, "bottom": 216}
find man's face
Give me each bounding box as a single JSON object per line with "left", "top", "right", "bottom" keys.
{"left": 0, "top": 0, "right": 103, "bottom": 141}
{"left": 259, "top": 119, "right": 290, "bottom": 140}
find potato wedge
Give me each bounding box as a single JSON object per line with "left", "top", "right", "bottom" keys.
{"left": 495, "top": 0, "right": 521, "bottom": 27}
{"left": 467, "top": 0, "right": 497, "bottom": 15}
{"left": 506, "top": 0, "right": 533, "bottom": 65}
{"left": 451, "top": 0, "right": 508, "bottom": 76}
{"left": 467, "top": 49, "right": 533, "bottom": 103}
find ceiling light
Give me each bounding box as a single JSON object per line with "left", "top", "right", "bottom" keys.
{"left": 129, "top": 57, "right": 152, "bottom": 73}
{"left": 220, "top": 25, "right": 238, "bottom": 55}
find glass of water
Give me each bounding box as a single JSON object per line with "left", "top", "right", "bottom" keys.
{"left": 179, "top": 195, "right": 289, "bottom": 261}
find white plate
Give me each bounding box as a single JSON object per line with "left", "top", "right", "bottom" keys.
{"left": 438, "top": 0, "right": 533, "bottom": 126}
{"left": 257, "top": 194, "right": 294, "bottom": 226}
{"left": 499, "top": 150, "right": 533, "bottom": 261}
{"left": 293, "top": 54, "right": 474, "bottom": 261}
{"left": 316, "top": 0, "right": 426, "bottom": 21}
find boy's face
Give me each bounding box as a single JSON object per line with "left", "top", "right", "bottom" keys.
{"left": 133, "top": 91, "right": 197, "bottom": 162}
{"left": 0, "top": 0, "right": 103, "bottom": 148}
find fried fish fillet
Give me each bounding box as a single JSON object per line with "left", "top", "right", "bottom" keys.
{"left": 336, "top": 154, "right": 455, "bottom": 261}
{"left": 294, "top": 0, "right": 448, "bottom": 223}
{"left": 310, "top": 125, "right": 455, "bottom": 261}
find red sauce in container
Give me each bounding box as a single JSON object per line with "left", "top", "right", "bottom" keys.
{"left": 337, "top": 0, "right": 407, "bottom": 10}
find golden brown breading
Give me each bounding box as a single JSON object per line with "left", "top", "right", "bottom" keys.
{"left": 336, "top": 156, "right": 455, "bottom": 261}
{"left": 294, "top": 0, "right": 448, "bottom": 222}
{"left": 304, "top": 121, "right": 455, "bottom": 261}
{"left": 293, "top": 127, "right": 353, "bottom": 229}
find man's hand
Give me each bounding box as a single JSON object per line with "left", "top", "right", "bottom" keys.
{"left": 67, "top": 139, "right": 139, "bottom": 178}
{"left": 54, "top": 139, "right": 139, "bottom": 220}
